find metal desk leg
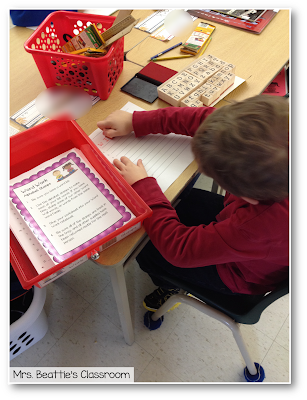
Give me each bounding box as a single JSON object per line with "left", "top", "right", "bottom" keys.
{"left": 108, "top": 263, "right": 134, "bottom": 345}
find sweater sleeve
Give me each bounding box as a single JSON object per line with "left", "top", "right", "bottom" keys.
{"left": 132, "top": 106, "right": 215, "bottom": 138}
{"left": 132, "top": 177, "right": 270, "bottom": 268}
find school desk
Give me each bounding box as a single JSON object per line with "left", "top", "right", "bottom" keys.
{"left": 126, "top": 9, "right": 289, "bottom": 102}
{"left": 10, "top": 10, "right": 286, "bottom": 345}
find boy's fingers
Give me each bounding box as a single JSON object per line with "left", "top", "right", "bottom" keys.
{"left": 97, "top": 120, "right": 108, "bottom": 130}
{"left": 120, "top": 156, "right": 132, "bottom": 164}
{"left": 103, "top": 129, "right": 117, "bottom": 138}
{"left": 97, "top": 121, "right": 116, "bottom": 138}
{"left": 137, "top": 159, "right": 144, "bottom": 168}
{"left": 113, "top": 159, "right": 123, "bottom": 169}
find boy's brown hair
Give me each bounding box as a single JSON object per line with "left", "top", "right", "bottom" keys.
{"left": 191, "top": 95, "right": 289, "bottom": 202}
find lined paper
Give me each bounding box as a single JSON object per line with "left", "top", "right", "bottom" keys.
{"left": 89, "top": 102, "right": 195, "bottom": 193}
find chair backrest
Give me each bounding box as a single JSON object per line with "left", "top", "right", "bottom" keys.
{"left": 238, "top": 279, "right": 289, "bottom": 324}
{"left": 189, "top": 280, "right": 289, "bottom": 324}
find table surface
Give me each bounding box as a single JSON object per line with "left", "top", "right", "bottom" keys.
{"left": 10, "top": 9, "right": 289, "bottom": 267}
{"left": 126, "top": 9, "right": 289, "bottom": 101}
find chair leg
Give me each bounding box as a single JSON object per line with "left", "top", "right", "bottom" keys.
{"left": 151, "top": 290, "right": 186, "bottom": 320}
{"left": 150, "top": 293, "right": 258, "bottom": 376}
{"left": 230, "top": 323, "right": 258, "bottom": 376}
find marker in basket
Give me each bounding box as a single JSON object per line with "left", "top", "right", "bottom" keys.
{"left": 149, "top": 42, "right": 183, "bottom": 61}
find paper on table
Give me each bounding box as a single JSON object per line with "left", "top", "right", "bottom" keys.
{"left": 150, "top": 26, "right": 175, "bottom": 41}
{"left": 90, "top": 102, "right": 194, "bottom": 193}
{"left": 134, "top": 10, "right": 172, "bottom": 33}
{"left": 10, "top": 96, "right": 100, "bottom": 129}
{"left": 9, "top": 125, "right": 19, "bottom": 137}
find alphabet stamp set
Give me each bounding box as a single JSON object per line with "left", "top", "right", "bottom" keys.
{"left": 157, "top": 54, "right": 236, "bottom": 107}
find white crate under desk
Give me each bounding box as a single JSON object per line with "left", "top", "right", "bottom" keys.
{"left": 10, "top": 286, "right": 48, "bottom": 360}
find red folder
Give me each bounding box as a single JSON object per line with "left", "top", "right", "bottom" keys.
{"left": 262, "top": 67, "right": 288, "bottom": 96}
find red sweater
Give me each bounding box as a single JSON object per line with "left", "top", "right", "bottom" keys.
{"left": 131, "top": 107, "right": 289, "bottom": 295}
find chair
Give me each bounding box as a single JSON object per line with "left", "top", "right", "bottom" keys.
{"left": 143, "top": 271, "right": 289, "bottom": 382}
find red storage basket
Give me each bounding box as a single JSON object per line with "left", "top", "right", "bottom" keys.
{"left": 24, "top": 11, "right": 124, "bottom": 100}
{"left": 10, "top": 119, "right": 152, "bottom": 289}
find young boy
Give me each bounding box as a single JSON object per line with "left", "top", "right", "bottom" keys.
{"left": 97, "top": 95, "right": 289, "bottom": 311}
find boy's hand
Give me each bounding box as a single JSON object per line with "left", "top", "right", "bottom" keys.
{"left": 113, "top": 156, "right": 148, "bottom": 186}
{"left": 97, "top": 110, "right": 133, "bottom": 138}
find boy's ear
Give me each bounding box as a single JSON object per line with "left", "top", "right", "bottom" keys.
{"left": 241, "top": 197, "right": 259, "bottom": 205}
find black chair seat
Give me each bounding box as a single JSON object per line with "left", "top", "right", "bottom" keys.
{"left": 155, "top": 272, "right": 289, "bottom": 325}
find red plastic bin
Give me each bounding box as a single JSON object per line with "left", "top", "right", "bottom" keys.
{"left": 24, "top": 11, "right": 124, "bottom": 100}
{"left": 10, "top": 119, "right": 152, "bottom": 289}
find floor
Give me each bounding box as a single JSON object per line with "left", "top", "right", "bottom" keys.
{"left": 10, "top": 175, "right": 290, "bottom": 383}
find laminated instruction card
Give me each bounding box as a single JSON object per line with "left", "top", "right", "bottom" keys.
{"left": 10, "top": 149, "right": 135, "bottom": 269}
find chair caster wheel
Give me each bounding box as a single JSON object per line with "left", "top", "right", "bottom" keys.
{"left": 244, "top": 363, "right": 265, "bottom": 382}
{"left": 144, "top": 311, "right": 164, "bottom": 330}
